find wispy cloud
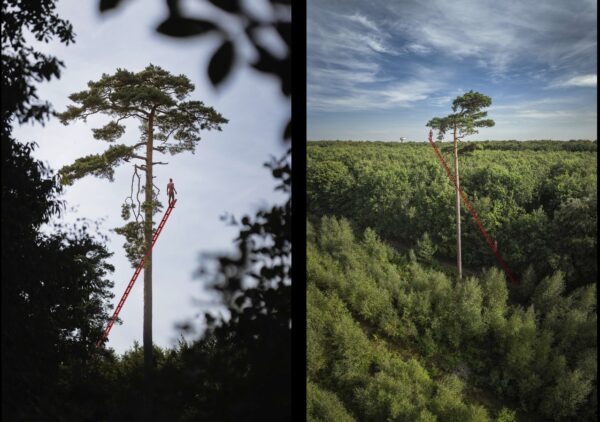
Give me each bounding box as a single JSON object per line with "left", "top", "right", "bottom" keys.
{"left": 308, "top": 0, "right": 597, "bottom": 140}
{"left": 492, "top": 97, "right": 579, "bottom": 110}
{"left": 385, "top": 0, "right": 597, "bottom": 78}
{"left": 344, "top": 12, "right": 379, "bottom": 32}
{"left": 404, "top": 43, "right": 432, "bottom": 55}
{"left": 515, "top": 110, "right": 577, "bottom": 119}
{"left": 308, "top": 79, "right": 441, "bottom": 111}
{"left": 492, "top": 96, "right": 596, "bottom": 122}
{"left": 308, "top": 8, "right": 445, "bottom": 111}
{"left": 549, "top": 74, "right": 597, "bottom": 88}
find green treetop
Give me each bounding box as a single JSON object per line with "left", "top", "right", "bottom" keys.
{"left": 59, "top": 64, "right": 227, "bottom": 186}
{"left": 426, "top": 91, "right": 495, "bottom": 141}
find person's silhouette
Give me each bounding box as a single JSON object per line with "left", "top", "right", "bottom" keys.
{"left": 167, "top": 178, "right": 177, "bottom": 206}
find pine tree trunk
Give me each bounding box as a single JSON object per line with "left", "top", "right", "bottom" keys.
{"left": 453, "top": 126, "right": 462, "bottom": 279}
{"left": 143, "top": 109, "right": 155, "bottom": 411}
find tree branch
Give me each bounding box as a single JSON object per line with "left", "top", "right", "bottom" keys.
{"left": 115, "top": 114, "right": 137, "bottom": 123}
{"left": 160, "top": 126, "right": 179, "bottom": 143}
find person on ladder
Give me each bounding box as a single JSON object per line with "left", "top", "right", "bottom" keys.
{"left": 167, "top": 178, "right": 177, "bottom": 206}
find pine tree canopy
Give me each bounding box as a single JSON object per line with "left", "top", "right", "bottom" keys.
{"left": 57, "top": 64, "right": 228, "bottom": 185}
{"left": 426, "top": 90, "right": 495, "bottom": 141}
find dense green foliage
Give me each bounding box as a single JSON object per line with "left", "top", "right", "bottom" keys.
{"left": 307, "top": 140, "right": 597, "bottom": 290}
{"left": 308, "top": 216, "right": 596, "bottom": 421}
{"left": 2, "top": 1, "right": 115, "bottom": 418}
{"left": 307, "top": 140, "right": 596, "bottom": 421}
{"left": 1, "top": 0, "right": 74, "bottom": 124}
{"left": 1, "top": 139, "right": 116, "bottom": 420}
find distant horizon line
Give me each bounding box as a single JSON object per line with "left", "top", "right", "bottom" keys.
{"left": 307, "top": 139, "right": 597, "bottom": 142}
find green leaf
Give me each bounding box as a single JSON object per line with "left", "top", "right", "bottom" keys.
{"left": 208, "top": 40, "right": 234, "bottom": 87}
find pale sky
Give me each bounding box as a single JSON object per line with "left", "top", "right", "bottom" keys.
{"left": 13, "top": 1, "right": 288, "bottom": 353}
{"left": 308, "top": 0, "right": 597, "bottom": 141}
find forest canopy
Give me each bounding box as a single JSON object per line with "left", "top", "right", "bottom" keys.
{"left": 307, "top": 140, "right": 597, "bottom": 421}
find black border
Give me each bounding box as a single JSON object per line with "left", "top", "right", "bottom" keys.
{"left": 291, "top": 0, "right": 307, "bottom": 419}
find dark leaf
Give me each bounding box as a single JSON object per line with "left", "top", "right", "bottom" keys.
{"left": 208, "top": 0, "right": 240, "bottom": 13}
{"left": 208, "top": 40, "right": 235, "bottom": 87}
{"left": 156, "top": 17, "right": 219, "bottom": 38}
{"left": 275, "top": 21, "right": 291, "bottom": 48}
{"left": 252, "top": 48, "right": 292, "bottom": 97}
{"left": 99, "top": 0, "right": 124, "bottom": 12}
{"left": 251, "top": 45, "right": 280, "bottom": 75}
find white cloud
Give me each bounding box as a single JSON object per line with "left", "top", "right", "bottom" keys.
{"left": 308, "top": 8, "right": 444, "bottom": 112}
{"left": 551, "top": 74, "right": 597, "bottom": 88}
{"left": 492, "top": 96, "right": 597, "bottom": 122}
{"left": 344, "top": 12, "right": 379, "bottom": 32}
{"left": 384, "top": 0, "right": 597, "bottom": 78}
{"left": 428, "top": 96, "right": 452, "bottom": 107}
{"left": 405, "top": 43, "right": 432, "bottom": 55}
{"left": 308, "top": 78, "right": 441, "bottom": 111}
{"left": 308, "top": 0, "right": 597, "bottom": 141}
{"left": 515, "top": 110, "right": 576, "bottom": 119}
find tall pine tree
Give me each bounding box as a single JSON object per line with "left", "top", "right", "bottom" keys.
{"left": 427, "top": 91, "right": 494, "bottom": 279}
{"left": 57, "top": 64, "right": 227, "bottom": 394}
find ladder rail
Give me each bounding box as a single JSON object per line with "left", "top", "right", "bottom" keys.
{"left": 96, "top": 199, "right": 178, "bottom": 348}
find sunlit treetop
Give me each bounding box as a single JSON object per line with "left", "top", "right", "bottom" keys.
{"left": 427, "top": 90, "right": 495, "bottom": 141}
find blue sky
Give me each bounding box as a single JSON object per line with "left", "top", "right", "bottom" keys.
{"left": 308, "top": 0, "right": 597, "bottom": 141}
{"left": 13, "top": 1, "right": 288, "bottom": 353}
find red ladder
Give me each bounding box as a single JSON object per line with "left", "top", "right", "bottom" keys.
{"left": 427, "top": 130, "right": 518, "bottom": 286}
{"left": 96, "top": 199, "right": 178, "bottom": 348}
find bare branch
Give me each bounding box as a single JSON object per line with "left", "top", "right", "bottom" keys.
{"left": 114, "top": 114, "right": 137, "bottom": 123}
{"left": 136, "top": 168, "right": 143, "bottom": 220}
{"left": 154, "top": 122, "right": 179, "bottom": 144}
{"left": 124, "top": 165, "right": 143, "bottom": 223}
